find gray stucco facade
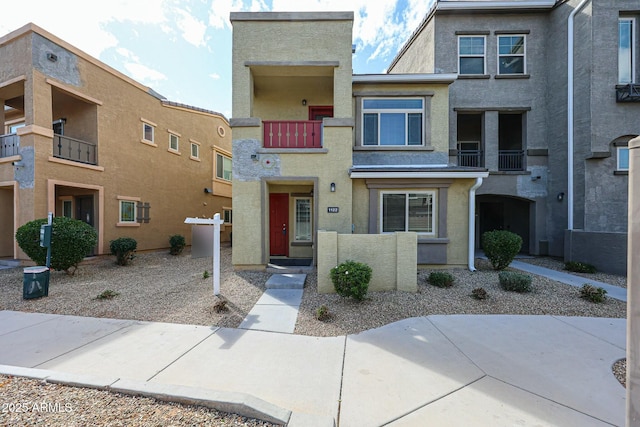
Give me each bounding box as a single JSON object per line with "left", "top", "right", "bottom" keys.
{"left": 389, "top": 0, "right": 640, "bottom": 274}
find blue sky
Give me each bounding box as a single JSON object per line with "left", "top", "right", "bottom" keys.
{"left": 1, "top": 0, "right": 434, "bottom": 119}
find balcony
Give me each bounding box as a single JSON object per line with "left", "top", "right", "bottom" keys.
{"left": 0, "top": 133, "right": 19, "bottom": 158}
{"left": 263, "top": 120, "right": 322, "bottom": 149}
{"left": 498, "top": 150, "right": 525, "bottom": 171}
{"left": 53, "top": 134, "right": 97, "bottom": 165}
{"left": 457, "top": 150, "right": 483, "bottom": 167}
{"left": 616, "top": 83, "right": 640, "bottom": 102}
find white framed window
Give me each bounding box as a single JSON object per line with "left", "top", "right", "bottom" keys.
{"left": 294, "top": 198, "right": 312, "bottom": 242}
{"left": 380, "top": 192, "right": 435, "bottom": 234}
{"left": 9, "top": 122, "right": 25, "bottom": 133}
{"left": 169, "top": 132, "right": 179, "bottom": 152}
{"left": 458, "top": 36, "right": 486, "bottom": 75}
{"left": 191, "top": 142, "right": 200, "bottom": 159}
{"left": 498, "top": 35, "right": 526, "bottom": 75}
{"left": 216, "top": 153, "right": 232, "bottom": 181}
{"left": 618, "top": 147, "right": 630, "bottom": 171}
{"left": 142, "top": 120, "right": 155, "bottom": 143}
{"left": 362, "top": 98, "right": 424, "bottom": 146}
{"left": 119, "top": 200, "right": 137, "bottom": 223}
{"left": 619, "top": 18, "right": 635, "bottom": 84}
{"left": 223, "top": 208, "right": 232, "bottom": 224}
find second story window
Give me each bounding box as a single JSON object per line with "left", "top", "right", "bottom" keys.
{"left": 498, "top": 35, "right": 526, "bottom": 75}
{"left": 619, "top": 18, "right": 635, "bottom": 83}
{"left": 362, "top": 98, "right": 423, "bottom": 146}
{"left": 169, "top": 133, "right": 179, "bottom": 152}
{"left": 618, "top": 147, "right": 630, "bottom": 171}
{"left": 143, "top": 122, "right": 155, "bottom": 143}
{"left": 216, "top": 153, "right": 232, "bottom": 181}
{"left": 458, "top": 36, "right": 485, "bottom": 75}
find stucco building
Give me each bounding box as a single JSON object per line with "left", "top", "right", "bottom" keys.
{"left": 389, "top": 0, "right": 640, "bottom": 274}
{"left": 0, "top": 23, "right": 232, "bottom": 261}
{"left": 230, "top": 12, "right": 488, "bottom": 291}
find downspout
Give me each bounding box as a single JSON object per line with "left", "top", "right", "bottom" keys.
{"left": 468, "top": 177, "right": 483, "bottom": 271}
{"left": 567, "top": 0, "right": 591, "bottom": 230}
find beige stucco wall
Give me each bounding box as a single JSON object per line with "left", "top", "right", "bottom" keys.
{"left": 231, "top": 180, "right": 262, "bottom": 266}
{"left": 317, "top": 231, "right": 417, "bottom": 293}
{"left": 0, "top": 26, "right": 232, "bottom": 259}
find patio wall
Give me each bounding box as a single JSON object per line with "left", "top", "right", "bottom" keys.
{"left": 317, "top": 231, "right": 417, "bottom": 293}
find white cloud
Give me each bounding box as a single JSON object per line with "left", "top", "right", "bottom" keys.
{"left": 209, "top": 73, "right": 221, "bottom": 79}
{"left": 116, "top": 47, "right": 140, "bottom": 62}
{"left": 174, "top": 8, "right": 208, "bottom": 47}
{"left": 123, "top": 62, "right": 167, "bottom": 85}
{"left": 209, "top": 0, "right": 245, "bottom": 30}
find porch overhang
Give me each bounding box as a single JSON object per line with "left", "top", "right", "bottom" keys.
{"left": 349, "top": 165, "right": 489, "bottom": 179}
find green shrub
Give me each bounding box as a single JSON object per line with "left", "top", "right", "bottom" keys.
{"left": 330, "top": 260, "right": 372, "bottom": 301}
{"left": 498, "top": 271, "right": 532, "bottom": 293}
{"left": 203, "top": 270, "right": 210, "bottom": 279}
{"left": 110, "top": 237, "right": 137, "bottom": 266}
{"left": 428, "top": 271, "right": 454, "bottom": 288}
{"left": 96, "top": 289, "right": 119, "bottom": 300}
{"left": 15, "top": 216, "right": 97, "bottom": 275}
{"left": 482, "top": 230, "right": 523, "bottom": 270}
{"left": 580, "top": 284, "right": 607, "bottom": 303}
{"left": 315, "top": 304, "right": 330, "bottom": 321}
{"left": 169, "top": 234, "right": 186, "bottom": 255}
{"left": 565, "top": 261, "right": 597, "bottom": 274}
{"left": 471, "top": 287, "right": 488, "bottom": 300}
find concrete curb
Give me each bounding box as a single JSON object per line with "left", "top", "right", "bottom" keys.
{"left": 0, "top": 364, "right": 332, "bottom": 426}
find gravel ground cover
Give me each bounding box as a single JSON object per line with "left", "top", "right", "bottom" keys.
{"left": 0, "top": 248, "right": 628, "bottom": 422}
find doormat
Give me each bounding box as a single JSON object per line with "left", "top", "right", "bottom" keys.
{"left": 269, "top": 258, "right": 313, "bottom": 267}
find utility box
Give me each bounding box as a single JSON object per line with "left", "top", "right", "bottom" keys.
{"left": 40, "top": 224, "right": 52, "bottom": 247}
{"left": 23, "top": 266, "right": 50, "bottom": 299}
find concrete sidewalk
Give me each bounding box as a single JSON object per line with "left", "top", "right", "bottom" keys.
{"left": 0, "top": 310, "right": 626, "bottom": 426}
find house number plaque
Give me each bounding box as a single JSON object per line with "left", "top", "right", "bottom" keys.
{"left": 327, "top": 207, "right": 339, "bottom": 213}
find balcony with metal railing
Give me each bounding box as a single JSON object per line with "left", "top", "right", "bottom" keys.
{"left": 498, "top": 150, "right": 525, "bottom": 171}
{"left": 0, "top": 133, "right": 19, "bottom": 158}
{"left": 263, "top": 120, "right": 322, "bottom": 149}
{"left": 53, "top": 134, "right": 97, "bottom": 165}
{"left": 457, "top": 150, "right": 483, "bottom": 168}
{"left": 616, "top": 83, "right": 640, "bottom": 102}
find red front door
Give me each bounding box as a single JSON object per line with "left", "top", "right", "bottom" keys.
{"left": 308, "top": 106, "right": 334, "bottom": 120}
{"left": 269, "top": 193, "right": 289, "bottom": 256}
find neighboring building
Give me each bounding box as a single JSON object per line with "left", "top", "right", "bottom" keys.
{"left": 0, "top": 23, "right": 232, "bottom": 261}
{"left": 389, "top": 0, "right": 640, "bottom": 274}
{"left": 230, "top": 12, "right": 488, "bottom": 290}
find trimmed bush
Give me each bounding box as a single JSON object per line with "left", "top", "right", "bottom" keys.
{"left": 498, "top": 271, "right": 532, "bottom": 293}
{"left": 471, "top": 287, "right": 488, "bottom": 300}
{"left": 110, "top": 237, "right": 137, "bottom": 266}
{"left": 330, "top": 260, "right": 372, "bottom": 301}
{"left": 428, "top": 271, "right": 454, "bottom": 288}
{"left": 169, "top": 234, "right": 186, "bottom": 255}
{"left": 580, "top": 284, "right": 607, "bottom": 303}
{"left": 482, "top": 230, "right": 523, "bottom": 270}
{"left": 16, "top": 216, "right": 97, "bottom": 275}
{"left": 565, "top": 261, "right": 597, "bottom": 274}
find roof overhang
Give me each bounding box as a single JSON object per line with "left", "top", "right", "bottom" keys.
{"left": 349, "top": 165, "right": 489, "bottom": 179}
{"left": 353, "top": 73, "right": 457, "bottom": 84}
{"left": 436, "top": 0, "right": 557, "bottom": 12}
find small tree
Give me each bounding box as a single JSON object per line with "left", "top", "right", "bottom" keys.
{"left": 110, "top": 237, "right": 137, "bottom": 266}
{"left": 482, "top": 230, "right": 522, "bottom": 270}
{"left": 16, "top": 217, "right": 97, "bottom": 275}
{"left": 169, "top": 234, "right": 186, "bottom": 255}
{"left": 330, "top": 260, "right": 372, "bottom": 301}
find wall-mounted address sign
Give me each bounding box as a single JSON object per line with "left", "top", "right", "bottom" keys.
{"left": 327, "top": 207, "right": 339, "bottom": 213}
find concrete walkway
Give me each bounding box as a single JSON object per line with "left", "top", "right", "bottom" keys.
{"left": 0, "top": 310, "right": 626, "bottom": 426}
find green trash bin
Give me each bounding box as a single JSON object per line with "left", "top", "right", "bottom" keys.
{"left": 23, "top": 266, "right": 50, "bottom": 299}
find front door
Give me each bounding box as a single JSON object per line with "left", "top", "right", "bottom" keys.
{"left": 76, "top": 196, "right": 95, "bottom": 255}
{"left": 308, "top": 106, "right": 334, "bottom": 121}
{"left": 269, "top": 193, "right": 289, "bottom": 256}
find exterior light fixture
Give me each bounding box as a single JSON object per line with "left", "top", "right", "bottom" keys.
{"left": 330, "top": 182, "right": 336, "bottom": 192}
{"left": 557, "top": 192, "right": 564, "bottom": 202}
{"left": 302, "top": 99, "right": 307, "bottom": 106}
{"left": 204, "top": 188, "right": 212, "bottom": 194}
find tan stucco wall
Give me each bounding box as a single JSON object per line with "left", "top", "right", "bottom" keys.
{"left": 317, "top": 231, "right": 417, "bottom": 293}
{"left": 0, "top": 26, "right": 232, "bottom": 259}
{"left": 231, "top": 180, "right": 262, "bottom": 266}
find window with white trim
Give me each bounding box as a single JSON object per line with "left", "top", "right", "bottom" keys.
{"left": 216, "top": 153, "right": 232, "bottom": 181}
{"left": 119, "top": 200, "right": 137, "bottom": 223}
{"left": 223, "top": 208, "right": 232, "bottom": 224}
{"left": 618, "top": 147, "right": 630, "bottom": 171}
{"left": 458, "top": 36, "right": 485, "bottom": 75}
{"left": 143, "top": 122, "right": 154, "bottom": 143}
{"left": 191, "top": 142, "right": 200, "bottom": 159}
{"left": 294, "top": 198, "right": 312, "bottom": 241}
{"left": 498, "top": 35, "right": 526, "bottom": 75}
{"left": 169, "top": 133, "right": 179, "bottom": 151}
{"left": 362, "top": 98, "right": 423, "bottom": 146}
{"left": 619, "top": 18, "right": 635, "bottom": 83}
{"left": 381, "top": 192, "right": 434, "bottom": 234}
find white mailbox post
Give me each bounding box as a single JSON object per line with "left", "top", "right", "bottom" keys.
{"left": 184, "top": 213, "right": 224, "bottom": 296}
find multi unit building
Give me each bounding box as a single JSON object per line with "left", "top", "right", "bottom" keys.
{"left": 0, "top": 24, "right": 232, "bottom": 261}
{"left": 230, "top": 12, "right": 488, "bottom": 291}
{"left": 389, "top": 0, "right": 640, "bottom": 274}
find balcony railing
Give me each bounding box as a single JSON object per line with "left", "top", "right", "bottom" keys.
{"left": 457, "top": 150, "right": 483, "bottom": 167}
{"left": 263, "top": 120, "right": 322, "bottom": 149}
{"left": 0, "top": 133, "right": 19, "bottom": 158}
{"left": 53, "top": 134, "right": 97, "bottom": 165}
{"left": 498, "top": 150, "right": 525, "bottom": 171}
{"left": 616, "top": 83, "right": 640, "bottom": 102}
